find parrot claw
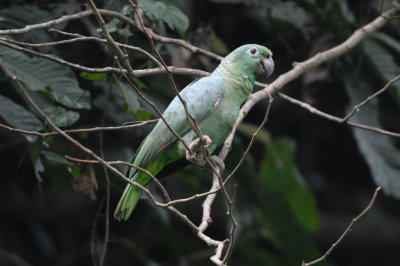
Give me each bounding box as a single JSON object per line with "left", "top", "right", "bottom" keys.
{"left": 190, "top": 135, "right": 212, "bottom": 149}
{"left": 185, "top": 135, "right": 225, "bottom": 173}
{"left": 185, "top": 135, "right": 212, "bottom": 161}
{"left": 185, "top": 150, "right": 197, "bottom": 161}
{"left": 185, "top": 135, "right": 213, "bottom": 165}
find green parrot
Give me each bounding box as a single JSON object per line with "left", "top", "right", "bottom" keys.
{"left": 114, "top": 44, "right": 274, "bottom": 221}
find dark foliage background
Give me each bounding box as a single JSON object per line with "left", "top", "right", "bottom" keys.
{"left": 1, "top": 0, "right": 400, "bottom": 265}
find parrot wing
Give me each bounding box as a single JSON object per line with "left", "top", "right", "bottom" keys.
{"left": 114, "top": 74, "right": 225, "bottom": 220}
{"left": 129, "top": 74, "right": 225, "bottom": 174}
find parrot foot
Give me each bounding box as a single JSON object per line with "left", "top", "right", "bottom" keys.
{"left": 185, "top": 135, "right": 212, "bottom": 161}
{"left": 185, "top": 135, "right": 225, "bottom": 173}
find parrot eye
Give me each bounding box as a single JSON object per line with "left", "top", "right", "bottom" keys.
{"left": 248, "top": 47, "right": 259, "bottom": 56}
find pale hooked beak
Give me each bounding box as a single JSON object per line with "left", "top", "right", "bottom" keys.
{"left": 256, "top": 56, "right": 274, "bottom": 76}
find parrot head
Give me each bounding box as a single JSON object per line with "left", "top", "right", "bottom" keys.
{"left": 223, "top": 44, "right": 274, "bottom": 77}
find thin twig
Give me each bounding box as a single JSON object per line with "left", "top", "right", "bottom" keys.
{"left": 0, "top": 9, "right": 222, "bottom": 61}
{"left": 98, "top": 83, "right": 112, "bottom": 266}
{"left": 222, "top": 90, "right": 274, "bottom": 186}
{"left": 342, "top": 73, "right": 400, "bottom": 122}
{"left": 65, "top": 156, "right": 171, "bottom": 203}
{"left": 302, "top": 187, "right": 382, "bottom": 266}
{"left": 0, "top": 33, "right": 162, "bottom": 67}
{"left": 0, "top": 120, "right": 158, "bottom": 138}
{"left": 277, "top": 93, "right": 400, "bottom": 138}
{"left": 198, "top": 167, "right": 221, "bottom": 233}
{"left": 378, "top": 0, "right": 385, "bottom": 13}
{"left": 0, "top": 39, "right": 208, "bottom": 77}
{"left": 66, "top": 155, "right": 225, "bottom": 207}
{"left": 91, "top": 197, "right": 104, "bottom": 266}
{"left": 379, "top": 0, "right": 400, "bottom": 19}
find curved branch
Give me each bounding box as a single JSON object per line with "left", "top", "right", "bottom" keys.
{"left": 0, "top": 9, "right": 222, "bottom": 61}
{"left": 0, "top": 120, "right": 158, "bottom": 138}
{"left": 302, "top": 187, "right": 381, "bottom": 266}
{"left": 219, "top": 7, "right": 399, "bottom": 159}
{"left": 277, "top": 93, "right": 400, "bottom": 138}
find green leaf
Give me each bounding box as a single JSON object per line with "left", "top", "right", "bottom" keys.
{"left": 68, "top": 165, "right": 81, "bottom": 178}
{"left": 77, "top": 132, "right": 89, "bottom": 139}
{"left": 0, "top": 94, "right": 44, "bottom": 142}
{"left": 132, "top": 77, "right": 147, "bottom": 89}
{"left": 163, "top": 5, "right": 189, "bottom": 37}
{"left": 27, "top": 142, "right": 44, "bottom": 183}
{"left": 101, "top": 18, "right": 133, "bottom": 38}
{"left": 113, "top": 74, "right": 140, "bottom": 116}
{"left": 139, "top": 1, "right": 167, "bottom": 22}
{"left": 134, "top": 109, "right": 151, "bottom": 121}
{"left": 269, "top": 2, "right": 308, "bottom": 35}
{"left": 254, "top": 196, "right": 321, "bottom": 265}
{"left": 43, "top": 106, "right": 80, "bottom": 128}
{"left": 80, "top": 72, "right": 108, "bottom": 81}
{"left": 0, "top": 5, "right": 55, "bottom": 44}
{"left": 362, "top": 39, "right": 400, "bottom": 107}
{"left": 344, "top": 77, "right": 400, "bottom": 199}
{"left": 138, "top": 1, "right": 189, "bottom": 37}
{"left": 41, "top": 137, "right": 53, "bottom": 148}
{"left": 260, "top": 138, "right": 319, "bottom": 231}
{"left": 42, "top": 150, "right": 73, "bottom": 166}
{"left": 211, "top": 38, "right": 229, "bottom": 55}
{"left": 103, "top": 18, "right": 119, "bottom": 33}
{"left": 0, "top": 43, "right": 91, "bottom": 109}
{"left": 104, "top": 0, "right": 127, "bottom": 12}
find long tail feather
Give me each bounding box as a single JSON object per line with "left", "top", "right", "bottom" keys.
{"left": 114, "top": 183, "right": 142, "bottom": 221}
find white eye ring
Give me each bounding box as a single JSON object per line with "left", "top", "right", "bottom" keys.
{"left": 248, "top": 47, "right": 259, "bottom": 56}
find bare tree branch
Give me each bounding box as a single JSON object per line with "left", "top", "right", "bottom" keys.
{"left": 0, "top": 33, "right": 162, "bottom": 67}
{"left": 0, "top": 8, "right": 222, "bottom": 61}
{"left": 218, "top": 7, "right": 399, "bottom": 162}
{"left": 302, "top": 187, "right": 382, "bottom": 266}
{"left": 65, "top": 156, "right": 172, "bottom": 203}
{"left": 222, "top": 91, "right": 274, "bottom": 186}
{"left": 0, "top": 39, "right": 209, "bottom": 77}
{"left": 0, "top": 120, "right": 158, "bottom": 138}
{"left": 277, "top": 93, "right": 400, "bottom": 138}
{"left": 342, "top": 73, "right": 400, "bottom": 122}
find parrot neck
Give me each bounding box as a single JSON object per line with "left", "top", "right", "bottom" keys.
{"left": 213, "top": 57, "right": 256, "bottom": 96}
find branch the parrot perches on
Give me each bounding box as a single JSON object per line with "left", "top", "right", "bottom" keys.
{"left": 114, "top": 44, "right": 274, "bottom": 221}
